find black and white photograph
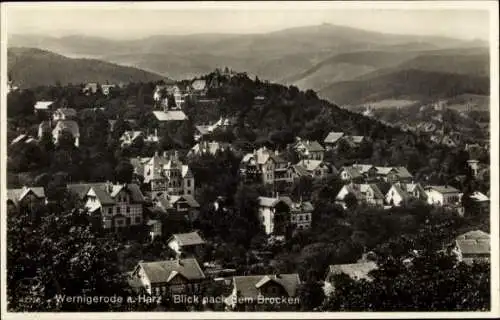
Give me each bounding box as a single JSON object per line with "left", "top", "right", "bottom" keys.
{"left": 1, "top": 1, "right": 498, "bottom": 318}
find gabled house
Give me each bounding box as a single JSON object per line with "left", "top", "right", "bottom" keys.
{"left": 323, "top": 261, "right": 378, "bottom": 296}
{"left": 343, "top": 135, "right": 366, "bottom": 147}
{"left": 323, "top": 132, "right": 344, "bottom": 150}
{"left": 292, "top": 138, "right": 325, "bottom": 161}
{"left": 153, "top": 194, "right": 200, "bottom": 222}
{"left": 425, "top": 185, "right": 462, "bottom": 206}
{"left": 224, "top": 273, "right": 301, "bottom": 311}
{"left": 335, "top": 183, "right": 385, "bottom": 208}
{"left": 339, "top": 165, "right": 413, "bottom": 184}
{"left": 450, "top": 230, "right": 490, "bottom": 264}
{"left": 294, "top": 159, "right": 332, "bottom": 179}
{"left": 7, "top": 186, "right": 46, "bottom": 212}
{"left": 385, "top": 182, "right": 427, "bottom": 206}
{"left": 375, "top": 166, "right": 413, "bottom": 183}
{"left": 67, "top": 182, "right": 145, "bottom": 230}
{"left": 131, "top": 258, "right": 206, "bottom": 296}
{"left": 240, "top": 147, "right": 294, "bottom": 186}
{"left": 187, "top": 141, "right": 233, "bottom": 157}
{"left": 52, "top": 108, "right": 77, "bottom": 121}
{"left": 119, "top": 131, "right": 144, "bottom": 147}
{"left": 167, "top": 231, "right": 206, "bottom": 260}
{"left": 133, "top": 151, "right": 195, "bottom": 198}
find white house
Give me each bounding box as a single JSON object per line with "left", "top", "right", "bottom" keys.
{"left": 425, "top": 185, "right": 462, "bottom": 206}
{"left": 385, "top": 183, "right": 427, "bottom": 206}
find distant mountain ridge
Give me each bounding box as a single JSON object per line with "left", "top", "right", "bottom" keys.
{"left": 8, "top": 24, "right": 489, "bottom": 107}
{"left": 7, "top": 47, "right": 167, "bottom": 88}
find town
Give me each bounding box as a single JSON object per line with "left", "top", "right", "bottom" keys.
{"left": 6, "top": 66, "right": 491, "bottom": 312}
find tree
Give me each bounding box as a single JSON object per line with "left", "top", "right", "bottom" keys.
{"left": 298, "top": 280, "right": 325, "bottom": 311}
{"left": 321, "top": 252, "right": 490, "bottom": 311}
{"left": 7, "top": 206, "right": 129, "bottom": 311}
{"left": 115, "top": 160, "right": 134, "bottom": 184}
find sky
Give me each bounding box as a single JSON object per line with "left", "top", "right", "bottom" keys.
{"left": 4, "top": 2, "right": 492, "bottom": 41}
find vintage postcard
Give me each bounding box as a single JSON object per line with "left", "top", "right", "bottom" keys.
{"left": 1, "top": 1, "right": 498, "bottom": 319}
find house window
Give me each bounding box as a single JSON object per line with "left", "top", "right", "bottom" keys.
{"left": 187, "top": 180, "right": 191, "bottom": 187}
{"left": 127, "top": 206, "right": 130, "bottom": 213}
{"left": 135, "top": 216, "right": 141, "bottom": 224}
{"left": 116, "top": 207, "right": 121, "bottom": 214}
{"left": 108, "top": 208, "right": 113, "bottom": 214}
{"left": 126, "top": 217, "right": 131, "bottom": 225}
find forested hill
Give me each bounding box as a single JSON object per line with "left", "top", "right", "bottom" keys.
{"left": 188, "top": 71, "right": 410, "bottom": 145}
{"left": 7, "top": 47, "right": 166, "bottom": 88}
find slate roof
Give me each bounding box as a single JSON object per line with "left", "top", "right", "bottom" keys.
{"left": 11, "top": 134, "right": 28, "bottom": 145}
{"left": 342, "top": 184, "right": 385, "bottom": 201}
{"left": 258, "top": 196, "right": 293, "bottom": 208}
{"left": 469, "top": 191, "right": 489, "bottom": 202}
{"left": 297, "top": 160, "right": 327, "bottom": 171}
{"left": 426, "top": 185, "right": 461, "bottom": 194}
{"left": 53, "top": 120, "right": 80, "bottom": 137}
{"left": 326, "top": 261, "right": 378, "bottom": 282}
{"left": 295, "top": 140, "right": 325, "bottom": 152}
{"left": 168, "top": 195, "right": 200, "bottom": 208}
{"left": 153, "top": 110, "right": 188, "bottom": 121}
{"left": 232, "top": 274, "right": 301, "bottom": 298}
{"left": 170, "top": 231, "right": 206, "bottom": 247}
{"left": 456, "top": 239, "right": 490, "bottom": 256}
{"left": 289, "top": 201, "right": 314, "bottom": 213}
{"left": 67, "top": 183, "right": 145, "bottom": 205}
{"left": 7, "top": 187, "right": 45, "bottom": 204}
{"left": 292, "top": 164, "right": 310, "bottom": 177}
{"left": 324, "top": 132, "right": 345, "bottom": 144}
{"left": 138, "top": 258, "right": 205, "bottom": 284}
{"left": 456, "top": 230, "right": 490, "bottom": 241}
{"left": 341, "top": 166, "right": 363, "bottom": 180}
{"left": 34, "top": 101, "right": 54, "bottom": 110}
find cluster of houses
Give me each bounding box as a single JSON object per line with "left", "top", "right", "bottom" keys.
{"left": 36, "top": 104, "right": 80, "bottom": 147}
{"left": 7, "top": 77, "right": 491, "bottom": 311}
